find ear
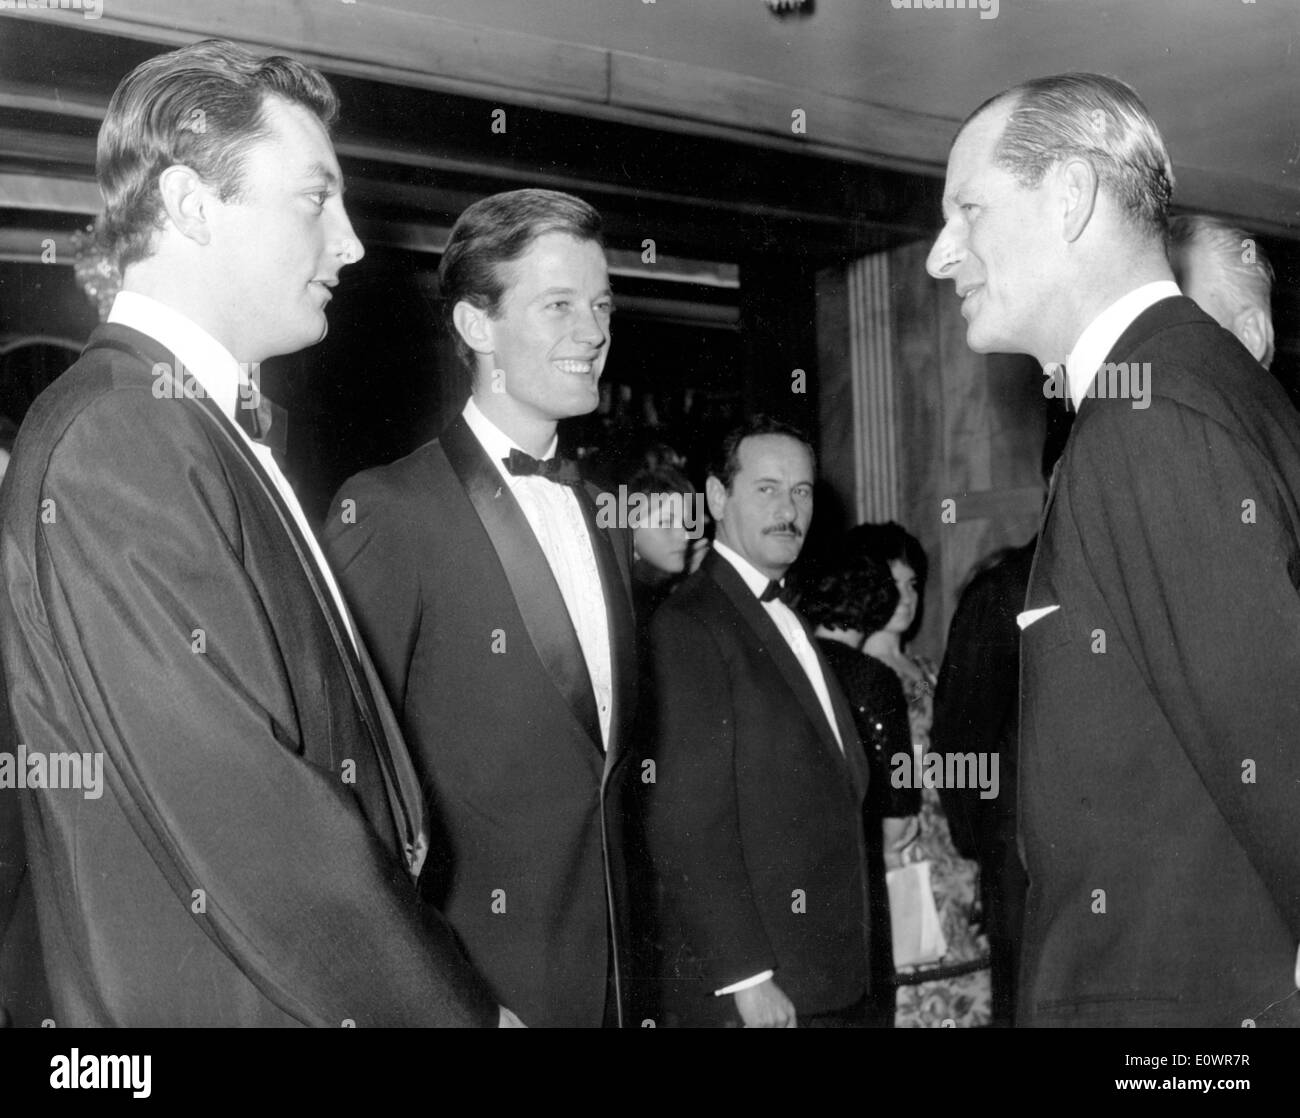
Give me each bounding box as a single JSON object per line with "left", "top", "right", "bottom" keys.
{"left": 1231, "top": 305, "right": 1273, "bottom": 367}
{"left": 1058, "top": 158, "right": 1099, "bottom": 244}
{"left": 157, "top": 164, "right": 212, "bottom": 246}
{"left": 452, "top": 300, "right": 495, "bottom": 358}
{"left": 705, "top": 475, "right": 728, "bottom": 522}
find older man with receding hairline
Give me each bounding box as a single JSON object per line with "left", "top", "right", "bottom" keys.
{"left": 928, "top": 73, "right": 1300, "bottom": 1028}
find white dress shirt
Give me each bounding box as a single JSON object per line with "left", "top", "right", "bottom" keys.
{"left": 1063, "top": 280, "right": 1181, "bottom": 411}
{"left": 462, "top": 398, "right": 613, "bottom": 748}
{"left": 107, "top": 290, "right": 357, "bottom": 650}
{"left": 708, "top": 540, "right": 846, "bottom": 999}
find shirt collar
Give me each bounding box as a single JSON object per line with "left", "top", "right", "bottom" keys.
{"left": 712, "top": 540, "right": 783, "bottom": 600}
{"left": 1061, "top": 280, "right": 1181, "bottom": 411}
{"left": 107, "top": 290, "right": 246, "bottom": 421}
{"left": 462, "top": 397, "right": 559, "bottom": 489}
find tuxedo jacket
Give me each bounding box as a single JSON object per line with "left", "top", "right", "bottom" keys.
{"left": 640, "top": 550, "right": 870, "bottom": 1026}
{"left": 0, "top": 324, "right": 495, "bottom": 1027}
{"left": 323, "top": 416, "right": 638, "bottom": 1028}
{"left": 1019, "top": 297, "right": 1300, "bottom": 1027}
{"left": 0, "top": 646, "right": 50, "bottom": 1026}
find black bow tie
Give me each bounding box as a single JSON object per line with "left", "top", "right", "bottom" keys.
{"left": 234, "top": 388, "right": 288, "bottom": 458}
{"left": 504, "top": 448, "right": 582, "bottom": 487}
{"left": 760, "top": 579, "right": 784, "bottom": 603}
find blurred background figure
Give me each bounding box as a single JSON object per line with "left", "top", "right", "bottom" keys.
{"left": 0, "top": 416, "right": 17, "bottom": 485}
{"left": 622, "top": 459, "right": 699, "bottom": 1024}
{"left": 799, "top": 548, "right": 920, "bottom": 1027}
{"left": 930, "top": 539, "right": 1034, "bottom": 1029}
{"left": 625, "top": 461, "right": 703, "bottom": 640}
{"left": 848, "top": 521, "right": 992, "bottom": 1028}
{"left": 930, "top": 429, "right": 1066, "bottom": 1028}
{"left": 1169, "top": 213, "right": 1275, "bottom": 369}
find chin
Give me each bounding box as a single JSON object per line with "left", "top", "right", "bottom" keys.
{"left": 966, "top": 318, "right": 1024, "bottom": 358}
{"left": 764, "top": 544, "right": 801, "bottom": 569}
{"left": 554, "top": 391, "right": 600, "bottom": 419}
{"left": 964, "top": 323, "right": 1000, "bottom": 354}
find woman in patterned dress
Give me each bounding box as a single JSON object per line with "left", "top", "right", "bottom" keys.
{"left": 849, "top": 522, "right": 992, "bottom": 1028}
{"left": 799, "top": 548, "right": 921, "bottom": 1027}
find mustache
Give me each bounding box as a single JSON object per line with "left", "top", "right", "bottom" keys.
{"left": 764, "top": 522, "right": 803, "bottom": 538}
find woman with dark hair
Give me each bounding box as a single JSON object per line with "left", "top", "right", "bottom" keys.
{"left": 848, "top": 521, "right": 992, "bottom": 1028}
{"left": 625, "top": 462, "right": 703, "bottom": 643}
{"left": 801, "top": 550, "right": 920, "bottom": 1027}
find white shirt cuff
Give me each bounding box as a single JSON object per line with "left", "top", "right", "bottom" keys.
{"left": 715, "top": 970, "right": 774, "bottom": 996}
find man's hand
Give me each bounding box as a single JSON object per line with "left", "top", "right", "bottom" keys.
{"left": 498, "top": 1006, "right": 527, "bottom": 1028}
{"left": 734, "top": 978, "right": 796, "bottom": 1027}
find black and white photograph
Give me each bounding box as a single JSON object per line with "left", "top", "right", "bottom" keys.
{"left": 0, "top": 0, "right": 1297, "bottom": 1095}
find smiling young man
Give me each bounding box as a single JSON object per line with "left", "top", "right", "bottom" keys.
{"left": 0, "top": 39, "right": 497, "bottom": 1026}
{"left": 928, "top": 74, "right": 1300, "bottom": 1027}
{"left": 640, "top": 417, "right": 872, "bottom": 1027}
{"left": 324, "top": 189, "right": 638, "bottom": 1028}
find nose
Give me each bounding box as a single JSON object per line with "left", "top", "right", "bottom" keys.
{"left": 331, "top": 202, "right": 366, "bottom": 268}
{"left": 775, "top": 488, "right": 798, "bottom": 524}
{"left": 926, "top": 220, "right": 962, "bottom": 280}
{"left": 572, "top": 303, "right": 608, "bottom": 349}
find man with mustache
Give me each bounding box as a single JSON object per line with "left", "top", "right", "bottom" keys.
{"left": 640, "top": 416, "right": 871, "bottom": 1027}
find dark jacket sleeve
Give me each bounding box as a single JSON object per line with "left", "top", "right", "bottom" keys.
{"left": 931, "top": 565, "right": 1021, "bottom": 861}
{"left": 11, "top": 393, "right": 494, "bottom": 1026}
{"left": 322, "top": 467, "right": 425, "bottom": 717}
{"left": 1070, "top": 396, "right": 1300, "bottom": 935}
{"left": 643, "top": 603, "right": 776, "bottom": 991}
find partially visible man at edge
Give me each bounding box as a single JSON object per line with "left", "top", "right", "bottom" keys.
{"left": 1169, "top": 212, "right": 1276, "bottom": 370}
{"left": 0, "top": 38, "right": 509, "bottom": 1027}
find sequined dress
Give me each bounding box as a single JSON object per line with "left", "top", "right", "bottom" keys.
{"left": 891, "top": 656, "right": 992, "bottom": 1028}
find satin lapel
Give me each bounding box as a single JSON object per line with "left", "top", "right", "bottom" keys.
{"left": 705, "top": 552, "right": 849, "bottom": 770}
{"left": 82, "top": 326, "right": 430, "bottom": 878}
{"left": 440, "top": 416, "right": 602, "bottom": 751}
{"left": 806, "top": 625, "right": 868, "bottom": 801}
{"left": 573, "top": 484, "right": 637, "bottom": 765}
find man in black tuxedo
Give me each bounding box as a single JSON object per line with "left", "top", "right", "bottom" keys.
{"left": 641, "top": 416, "right": 871, "bottom": 1027}
{"left": 323, "top": 189, "right": 637, "bottom": 1028}
{"left": 0, "top": 40, "right": 496, "bottom": 1027}
{"left": 927, "top": 73, "right": 1300, "bottom": 1026}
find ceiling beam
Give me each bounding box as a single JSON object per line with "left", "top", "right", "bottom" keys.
{"left": 60, "top": 0, "right": 1296, "bottom": 236}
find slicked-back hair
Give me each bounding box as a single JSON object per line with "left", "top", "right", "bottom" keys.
{"left": 96, "top": 38, "right": 339, "bottom": 271}
{"left": 708, "top": 414, "right": 815, "bottom": 491}
{"left": 438, "top": 188, "right": 605, "bottom": 396}
{"left": 965, "top": 73, "right": 1175, "bottom": 243}
{"left": 1169, "top": 213, "right": 1275, "bottom": 368}
{"left": 800, "top": 552, "right": 900, "bottom": 636}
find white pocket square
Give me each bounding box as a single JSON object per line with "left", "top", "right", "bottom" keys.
{"left": 1017, "top": 605, "right": 1061, "bottom": 631}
